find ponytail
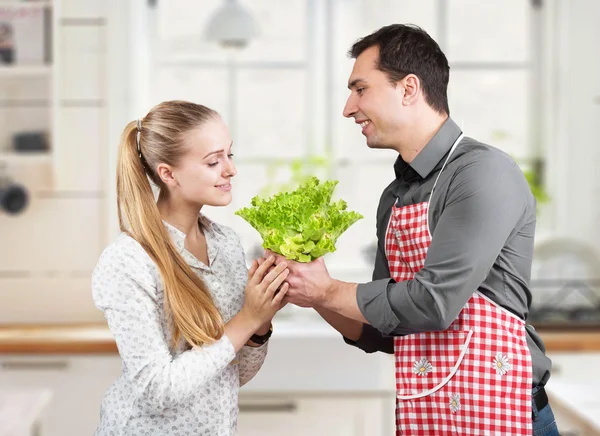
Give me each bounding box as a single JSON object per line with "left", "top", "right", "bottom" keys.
{"left": 116, "top": 119, "right": 224, "bottom": 348}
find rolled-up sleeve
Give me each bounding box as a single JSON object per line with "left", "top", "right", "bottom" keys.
{"left": 357, "top": 153, "right": 530, "bottom": 336}
{"left": 92, "top": 243, "right": 236, "bottom": 413}
{"left": 343, "top": 234, "right": 394, "bottom": 354}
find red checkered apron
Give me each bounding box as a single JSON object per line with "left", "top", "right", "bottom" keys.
{"left": 386, "top": 135, "right": 533, "bottom": 435}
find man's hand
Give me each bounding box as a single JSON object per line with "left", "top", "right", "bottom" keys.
{"left": 264, "top": 249, "right": 335, "bottom": 308}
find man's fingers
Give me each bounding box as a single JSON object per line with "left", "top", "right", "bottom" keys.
{"left": 264, "top": 249, "right": 288, "bottom": 265}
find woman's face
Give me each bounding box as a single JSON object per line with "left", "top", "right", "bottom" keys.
{"left": 162, "top": 117, "right": 237, "bottom": 208}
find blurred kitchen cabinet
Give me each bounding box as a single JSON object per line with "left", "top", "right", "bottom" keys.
{"left": 55, "top": 107, "right": 104, "bottom": 191}
{"left": 547, "top": 352, "right": 600, "bottom": 382}
{"left": 238, "top": 396, "right": 392, "bottom": 436}
{"left": 0, "top": 355, "right": 121, "bottom": 436}
{"left": 0, "top": 197, "right": 103, "bottom": 272}
{"left": 546, "top": 353, "right": 600, "bottom": 435}
{"left": 547, "top": 0, "right": 600, "bottom": 244}
{"left": 54, "top": 7, "right": 107, "bottom": 191}
{"left": 60, "top": 0, "right": 107, "bottom": 20}
{"left": 59, "top": 26, "right": 105, "bottom": 102}
{"left": 0, "top": 0, "right": 109, "bottom": 325}
{"left": 0, "top": 0, "right": 107, "bottom": 185}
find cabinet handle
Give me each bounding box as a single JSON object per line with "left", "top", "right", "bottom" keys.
{"left": 239, "top": 402, "right": 297, "bottom": 413}
{"left": 1, "top": 361, "right": 69, "bottom": 371}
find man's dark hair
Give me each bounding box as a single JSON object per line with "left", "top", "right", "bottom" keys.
{"left": 349, "top": 24, "right": 450, "bottom": 115}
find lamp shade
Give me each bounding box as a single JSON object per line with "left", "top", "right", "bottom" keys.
{"left": 205, "top": 0, "right": 259, "bottom": 49}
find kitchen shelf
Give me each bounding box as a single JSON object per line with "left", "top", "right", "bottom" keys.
{"left": 0, "top": 66, "right": 52, "bottom": 77}
{"left": 0, "top": 151, "right": 52, "bottom": 165}
{"left": 0, "top": 1, "right": 52, "bottom": 8}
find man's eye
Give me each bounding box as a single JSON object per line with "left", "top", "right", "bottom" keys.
{"left": 357, "top": 88, "right": 365, "bottom": 95}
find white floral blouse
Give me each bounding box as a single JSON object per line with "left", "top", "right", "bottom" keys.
{"left": 92, "top": 214, "right": 267, "bottom": 436}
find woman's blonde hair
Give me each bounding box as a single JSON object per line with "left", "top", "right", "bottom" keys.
{"left": 116, "top": 100, "right": 224, "bottom": 348}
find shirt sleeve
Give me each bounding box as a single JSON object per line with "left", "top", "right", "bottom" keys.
{"left": 92, "top": 240, "right": 236, "bottom": 413}
{"left": 342, "top": 218, "right": 395, "bottom": 354}
{"left": 237, "top": 342, "right": 269, "bottom": 386}
{"left": 356, "top": 152, "right": 531, "bottom": 335}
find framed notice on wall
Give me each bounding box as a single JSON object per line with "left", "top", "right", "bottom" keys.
{"left": 0, "top": 4, "right": 48, "bottom": 65}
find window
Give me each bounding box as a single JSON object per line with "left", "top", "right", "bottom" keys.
{"left": 143, "top": 0, "right": 542, "bottom": 277}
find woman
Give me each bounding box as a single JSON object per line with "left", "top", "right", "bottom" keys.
{"left": 92, "top": 100, "right": 289, "bottom": 435}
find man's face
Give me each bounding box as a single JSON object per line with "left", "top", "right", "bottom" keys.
{"left": 343, "top": 45, "right": 406, "bottom": 150}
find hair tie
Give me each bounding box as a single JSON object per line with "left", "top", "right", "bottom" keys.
{"left": 136, "top": 119, "right": 143, "bottom": 159}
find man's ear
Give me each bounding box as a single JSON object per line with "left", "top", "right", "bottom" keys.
{"left": 156, "top": 163, "right": 177, "bottom": 187}
{"left": 401, "top": 74, "right": 421, "bottom": 106}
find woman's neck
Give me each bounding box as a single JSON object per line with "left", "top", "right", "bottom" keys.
{"left": 157, "top": 193, "right": 203, "bottom": 239}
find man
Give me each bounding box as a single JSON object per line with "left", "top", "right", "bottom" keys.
{"left": 271, "top": 24, "right": 558, "bottom": 435}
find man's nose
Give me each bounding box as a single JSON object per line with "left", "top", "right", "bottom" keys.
{"left": 343, "top": 94, "right": 357, "bottom": 118}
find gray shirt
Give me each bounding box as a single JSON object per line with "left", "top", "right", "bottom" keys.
{"left": 345, "top": 117, "right": 551, "bottom": 388}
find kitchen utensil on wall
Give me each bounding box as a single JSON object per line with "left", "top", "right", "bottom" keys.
{"left": 12, "top": 131, "right": 48, "bottom": 152}
{"left": 0, "top": 174, "right": 28, "bottom": 215}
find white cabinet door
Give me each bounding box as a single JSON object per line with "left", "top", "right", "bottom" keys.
{"left": 238, "top": 396, "right": 393, "bottom": 436}
{"left": 546, "top": 353, "right": 600, "bottom": 435}
{"left": 0, "top": 355, "right": 122, "bottom": 436}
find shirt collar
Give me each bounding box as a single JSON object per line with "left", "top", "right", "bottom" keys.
{"left": 394, "top": 117, "right": 463, "bottom": 181}
{"left": 162, "top": 213, "right": 218, "bottom": 271}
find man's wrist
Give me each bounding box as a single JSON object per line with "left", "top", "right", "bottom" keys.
{"left": 320, "top": 280, "right": 365, "bottom": 323}
{"left": 321, "top": 279, "right": 347, "bottom": 310}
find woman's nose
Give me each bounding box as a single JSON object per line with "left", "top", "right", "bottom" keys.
{"left": 224, "top": 159, "right": 237, "bottom": 177}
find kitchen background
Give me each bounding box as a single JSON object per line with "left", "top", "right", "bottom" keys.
{"left": 0, "top": 0, "right": 598, "bottom": 435}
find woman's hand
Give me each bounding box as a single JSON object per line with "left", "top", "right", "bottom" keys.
{"left": 241, "top": 255, "right": 290, "bottom": 329}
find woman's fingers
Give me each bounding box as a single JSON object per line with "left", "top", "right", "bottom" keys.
{"left": 273, "top": 282, "right": 289, "bottom": 306}
{"left": 247, "top": 259, "right": 258, "bottom": 280}
{"left": 249, "top": 256, "right": 276, "bottom": 284}
{"left": 266, "top": 269, "right": 290, "bottom": 297}
{"left": 261, "top": 261, "right": 287, "bottom": 287}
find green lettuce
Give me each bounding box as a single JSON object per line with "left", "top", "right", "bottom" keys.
{"left": 235, "top": 177, "right": 363, "bottom": 262}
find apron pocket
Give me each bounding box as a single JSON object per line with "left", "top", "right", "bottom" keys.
{"left": 396, "top": 329, "right": 473, "bottom": 400}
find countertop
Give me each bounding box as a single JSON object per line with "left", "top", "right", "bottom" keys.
{"left": 1, "top": 321, "right": 600, "bottom": 354}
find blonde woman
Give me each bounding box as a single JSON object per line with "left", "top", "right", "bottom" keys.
{"left": 92, "top": 100, "right": 289, "bottom": 435}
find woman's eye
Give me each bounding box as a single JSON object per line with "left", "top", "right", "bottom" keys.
{"left": 227, "top": 153, "right": 234, "bottom": 159}
{"left": 207, "top": 161, "right": 219, "bottom": 167}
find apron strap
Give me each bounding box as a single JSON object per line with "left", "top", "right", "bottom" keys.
{"left": 426, "top": 133, "right": 464, "bottom": 238}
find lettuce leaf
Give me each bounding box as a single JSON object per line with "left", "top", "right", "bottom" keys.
{"left": 235, "top": 177, "right": 363, "bottom": 262}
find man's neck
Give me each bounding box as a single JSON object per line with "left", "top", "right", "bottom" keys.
{"left": 399, "top": 113, "right": 448, "bottom": 163}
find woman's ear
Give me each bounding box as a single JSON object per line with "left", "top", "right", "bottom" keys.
{"left": 156, "top": 163, "right": 177, "bottom": 187}
{"left": 401, "top": 74, "right": 421, "bottom": 106}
